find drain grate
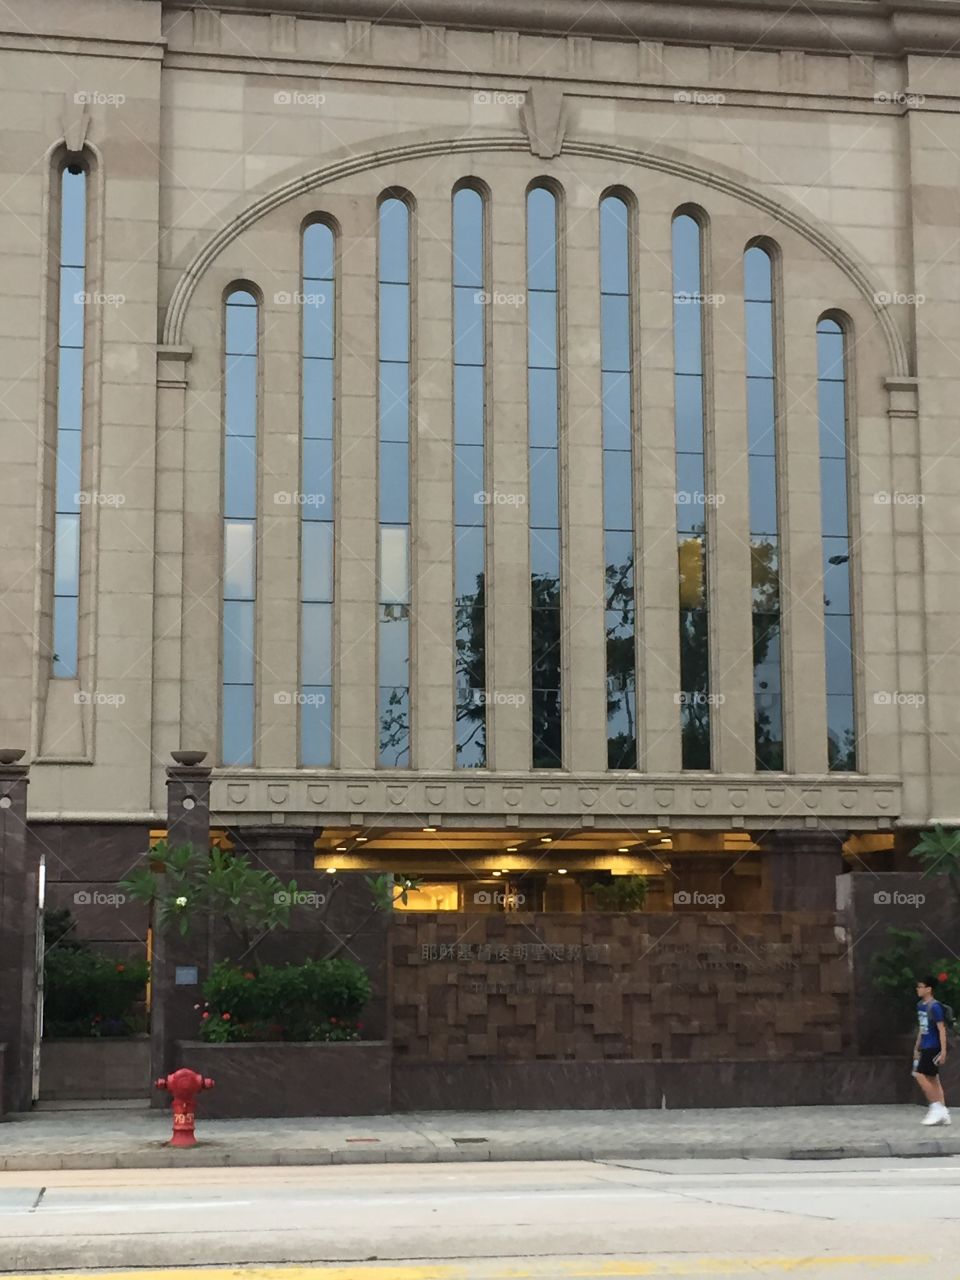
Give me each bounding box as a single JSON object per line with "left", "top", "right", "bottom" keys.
{"left": 452, "top": 1137, "right": 488, "bottom": 1144}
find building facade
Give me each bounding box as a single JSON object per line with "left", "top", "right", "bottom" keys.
{"left": 2, "top": 0, "right": 959, "bottom": 921}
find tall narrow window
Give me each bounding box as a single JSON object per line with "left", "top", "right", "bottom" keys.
{"left": 817, "top": 316, "right": 857, "bottom": 771}
{"left": 378, "top": 197, "right": 412, "bottom": 767}
{"left": 672, "top": 212, "right": 711, "bottom": 769}
{"left": 453, "top": 186, "right": 487, "bottom": 767}
{"left": 527, "top": 186, "right": 563, "bottom": 769}
{"left": 600, "top": 195, "right": 637, "bottom": 769}
{"left": 300, "top": 224, "right": 336, "bottom": 766}
{"left": 222, "top": 288, "right": 259, "bottom": 767}
{"left": 744, "top": 245, "right": 784, "bottom": 770}
{"left": 53, "top": 161, "right": 87, "bottom": 678}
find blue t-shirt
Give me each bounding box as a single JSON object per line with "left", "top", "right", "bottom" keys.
{"left": 918, "top": 999, "right": 945, "bottom": 1050}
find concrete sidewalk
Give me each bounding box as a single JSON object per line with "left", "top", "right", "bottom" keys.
{"left": 1, "top": 1104, "right": 959, "bottom": 1169}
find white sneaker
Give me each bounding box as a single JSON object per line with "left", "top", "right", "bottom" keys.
{"left": 942, "top": 1108, "right": 952, "bottom": 1125}
{"left": 922, "top": 1104, "right": 941, "bottom": 1125}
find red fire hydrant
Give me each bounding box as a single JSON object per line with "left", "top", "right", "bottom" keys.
{"left": 155, "top": 1068, "right": 215, "bottom": 1147}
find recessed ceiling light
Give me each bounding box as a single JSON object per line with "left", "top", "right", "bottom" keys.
{"left": 356, "top": 835, "right": 368, "bottom": 843}
{"left": 648, "top": 828, "right": 661, "bottom": 835}
{"left": 557, "top": 868, "right": 568, "bottom": 875}
{"left": 540, "top": 836, "right": 552, "bottom": 844}
{"left": 423, "top": 826, "right": 436, "bottom": 832}
{"left": 507, "top": 845, "right": 518, "bottom": 853}
{"left": 492, "top": 870, "right": 502, "bottom": 877}
{"left": 618, "top": 847, "right": 629, "bottom": 853}
{"left": 325, "top": 866, "right": 337, "bottom": 874}
{"left": 501, "top": 868, "right": 510, "bottom": 874}
{"left": 335, "top": 845, "right": 347, "bottom": 851}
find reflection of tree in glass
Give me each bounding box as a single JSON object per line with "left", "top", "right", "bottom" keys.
{"left": 531, "top": 572, "right": 562, "bottom": 768}
{"left": 455, "top": 574, "right": 487, "bottom": 766}
{"left": 605, "top": 554, "right": 637, "bottom": 769}
{"left": 677, "top": 524, "right": 710, "bottom": 768}
{"left": 378, "top": 686, "right": 409, "bottom": 765}
{"left": 828, "top": 725, "right": 856, "bottom": 772}
{"left": 751, "top": 538, "right": 783, "bottom": 771}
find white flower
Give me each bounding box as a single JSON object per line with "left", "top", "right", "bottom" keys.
{"left": 175, "top": 895, "right": 188, "bottom": 907}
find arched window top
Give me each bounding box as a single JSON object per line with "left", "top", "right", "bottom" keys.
{"left": 303, "top": 221, "right": 335, "bottom": 280}
{"left": 225, "top": 287, "right": 259, "bottom": 358}
{"left": 600, "top": 194, "right": 630, "bottom": 297}
{"left": 817, "top": 312, "right": 849, "bottom": 381}
{"left": 453, "top": 185, "right": 484, "bottom": 289}
{"left": 527, "top": 185, "right": 558, "bottom": 293}
{"left": 744, "top": 243, "right": 773, "bottom": 303}
{"left": 379, "top": 196, "right": 410, "bottom": 286}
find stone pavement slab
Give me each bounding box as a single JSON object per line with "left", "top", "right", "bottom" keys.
{"left": 1, "top": 1104, "right": 960, "bottom": 1170}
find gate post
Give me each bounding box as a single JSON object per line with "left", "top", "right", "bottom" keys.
{"left": 0, "top": 749, "right": 36, "bottom": 1113}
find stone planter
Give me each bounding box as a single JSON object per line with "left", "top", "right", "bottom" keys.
{"left": 40, "top": 1035, "right": 150, "bottom": 1100}
{"left": 174, "top": 1040, "right": 391, "bottom": 1117}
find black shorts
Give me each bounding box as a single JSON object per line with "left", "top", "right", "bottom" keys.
{"left": 917, "top": 1047, "right": 941, "bottom": 1077}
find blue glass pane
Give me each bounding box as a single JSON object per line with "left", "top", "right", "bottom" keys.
{"left": 530, "top": 531, "right": 560, "bottom": 584}
{"left": 529, "top": 446, "right": 559, "bottom": 529}
{"left": 302, "top": 521, "right": 334, "bottom": 602}
{"left": 380, "top": 440, "right": 409, "bottom": 523}
{"left": 600, "top": 196, "right": 629, "bottom": 296}
{"left": 302, "top": 435, "right": 333, "bottom": 513}
{"left": 820, "top": 456, "right": 849, "bottom": 537}
{"left": 379, "top": 363, "right": 409, "bottom": 442}
{"left": 745, "top": 301, "right": 774, "bottom": 377}
{"left": 226, "top": 300, "right": 258, "bottom": 357}
{"left": 455, "top": 524, "right": 485, "bottom": 598}
{"left": 672, "top": 215, "right": 702, "bottom": 296}
{"left": 678, "top": 536, "right": 706, "bottom": 609}
{"left": 379, "top": 199, "right": 409, "bottom": 284}
{"left": 453, "top": 187, "right": 484, "bottom": 288}
{"left": 817, "top": 322, "right": 845, "bottom": 380}
{"left": 743, "top": 246, "right": 772, "bottom": 303}
{"left": 454, "top": 364, "right": 484, "bottom": 444}
{"left": 59, "top": 267, "right": 86, "bottom": 348}
{"left": 303, "top": 223, "right": 334, "bottom": 282}
{"left": 818, "top": 378, "right": 847, "bottom": 459}
{"left": 56, "top": 428, "right": 83, "bottom": 512}
{"left": 825, "top": 615, "right": 855, "bottom": 696}
{"left": 601, "top": 294, "right": 631, "bottom": 374}
{"left": 827, "top": 694, "right": 856, "bottom": 770}
{"left": 224, "top": 435, "right": 257, "bottom": 519}
{"left": 532, "top": 688, "right": 562, "bottom": 769}
{"left": 60, "top": 168, "right": 87, "bottom": 266}
{"left": 303, "top": 288, "right": 334, "bottom": 360}
{"left": 302, "top": 360, "right": 334, "bottom": 439}
{"left": 455, "top": 444, "right": 485, "bottom": 526}
{"left": 223, "top": 519, "right": 256, "bottom": 600}
{"left": 222, "top": 600, "right": 255, "bottom": 684}
{"left": 675, "top": 453, "right": 706, "bottom": 530}
{"left": 380, "top": 525, "right": 409, "bottom": 603}
{"left": 527, "top": 291, "right": 557, "bottom": 369}
{"left": 378, "top": 685, "right": 410, "bottom": 767}
{"left": 823, "top": 538, "right": 851, "bottom": 614}
{"left": 528, "top": 368, "right": 559, "bottom": 447}
{"left": 54, "top": 513, "right": 80, "bottom": 595}
{"left": 456, "top": 702, "right": 486, "bottom": 767}
{"left": 225, "top": 357, "right": 257, "bottom": 436}
{"left": 52, "top": 595, "right": 78, "bottom": 678}
{"left": 753, "top": 616, "right": 781, "bottom": 694}
{"left": 751, "top": 536, "right": 780, "bottom": 611}
{"left": 604, "top": 450, "right": 633, "bottom": 532}
{"left": 57, "top": 346, "right": 84, "bottom": 433}
{"left": 749, "top": 454, "right": 779, "bottom": 536}
{"left": 300, "top": 685, "right": 332, "bottom": 766}
{"left": 746, "top": 377, "right": 776, "bottom": 455}
{"left": 222, "top": 685, "right": 255, "bottom": 766}
{"left": 674, "top": 374, "right": 703, "bottom": 453}
{"left": 302, "top": 601, "right": 333, "bottom": 684}
{"left": 604, "top": 530, "right": 635, "bottom": 593}
{"left": 602, "top": 371, "right": 631, "bottom": 451}
{"left": 379, "top": 610, "right": 409, "bottom": 686}
{"left": 454, "top": 285, "right": 485, "bottom": 365}
{"left": 379, "top": 283, "right": 409, "bottom": 363}
{"left": 673, "top": 297, "right": 702, "bottom": 375}
{"left": 527, "top": 188, "right": 557, "bottom": 292}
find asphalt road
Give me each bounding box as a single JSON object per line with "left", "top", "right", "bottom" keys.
{"left": 1, "top": 1158, "right": 959, "bottom": 1276}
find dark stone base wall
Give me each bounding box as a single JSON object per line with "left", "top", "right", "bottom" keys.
{"left": 40, "top": 1037, "right": 150, "bottom": 1100}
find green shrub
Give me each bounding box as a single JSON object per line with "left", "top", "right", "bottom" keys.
{"left": 871, "top": 927, "right": 960, "bottom": 1033}
{"left": 44, "top": 944, "right": 149, "bottom": 1038}
{"left": 198, "top": 957, "right": 371, "bottom": 1043}
{"left": 589, "top": 874, "right": 648, "bottom": 912}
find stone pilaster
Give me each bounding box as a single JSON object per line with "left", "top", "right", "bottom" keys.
{"left": 0, "top": 751, "right": 36, "bottom": 1113}
{"left": 753, "top": 828, "right": 846, "bottom": 912}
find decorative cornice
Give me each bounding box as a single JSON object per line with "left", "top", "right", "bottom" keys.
{"left": 160, "top": 0, "right": 960, "bottom": 58}
{"left": 161, "top": 132, "right": 909, "bottom": 377}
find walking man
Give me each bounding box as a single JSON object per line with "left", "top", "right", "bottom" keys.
{"left": 913, "top": 975, "right": 950, "bottom": 1126}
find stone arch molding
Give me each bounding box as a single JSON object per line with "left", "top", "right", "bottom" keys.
{"left": 162, "top": 131, "right": 909, "bottom": 378}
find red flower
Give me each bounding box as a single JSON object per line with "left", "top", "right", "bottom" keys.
{"left": 244, "top": 972, "right": 256, "bottom": 981}
{"left": 357, "top": 1022, "right": 363, "bottom": 1030}
{"left": 939, "top": 972, "right": 949, "bottom": 983}
{"left": 222, "top": 1012, "right": 231, "bottom": 1021}
{"left": 330, "top": 1017, "right": 337, "bottom": 1024}
{"left": 115, "top": 963, "right": 125, "bottom": 973}
{"left": 201, "top": 1011, "right": 210, "bottom": 1021}
{"left": 93, "top": 1015, "right": 102, "bottom": 1023}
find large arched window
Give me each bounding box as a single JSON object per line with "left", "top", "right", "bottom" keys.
{"left": 377, "top": 195, "right": 413, "bottom": 767}
{"left": 672, "top": 211, "right": 711, "bottom": 769}
{"left": 527, "top": 184, "right": 563, "bottom": 769}
{"left": 222, "top": 287, "right": 259, "bottom": 766}
{"left": 744, "top": 244, "right": 784, "bottom": 770}
{"left": 817, "top": 314, "right": 857, "bottom": 771}
{"left": 600, "top": 193, "right": 637, "bottom": 769}
{"left": 300, "top": 223, "right": 336, "bottom": 766}
{"left": 453, "top": 184, "right": 488, "bottom": 767}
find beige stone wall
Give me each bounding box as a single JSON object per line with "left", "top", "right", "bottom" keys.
{"left": 1, "top": 0, "right": 956, "bottom": 833}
